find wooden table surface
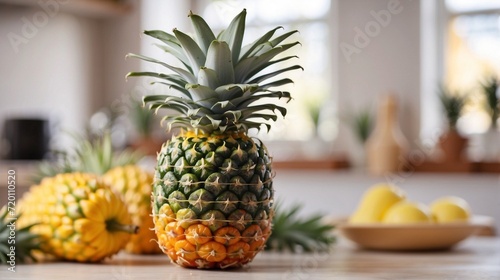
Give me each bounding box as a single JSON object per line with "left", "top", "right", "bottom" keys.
{"left": 2, "top": 237, "right": 499, "bottom": 280}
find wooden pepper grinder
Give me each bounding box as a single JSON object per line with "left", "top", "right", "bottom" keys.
{"left": 365, "top": 94, "right": 409, "bottom": 176}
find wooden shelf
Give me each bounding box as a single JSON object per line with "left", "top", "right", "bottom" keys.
{"left": 0, "top": 0, "right": 131, "bottom": 18}
{"left": 273, "top": 157, "right": 350, "bottom": 170}
{"left": 473, "top": 161, "right": 500, "bottom": 173}
{"left": 413, "top": 161, "right": 473, "bottom": 173}
{"left": 412, "top": 160, "right": 500, "bottom": 173}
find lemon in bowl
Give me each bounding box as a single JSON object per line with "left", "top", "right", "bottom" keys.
{"left": 430, "top": 196, "right": 471, "bottom": 223}
{"left": 349, "top": 183, "right": 406, "bottom": 224}
{"left": 382, "top": 201, "right": 433, "bottom": 224}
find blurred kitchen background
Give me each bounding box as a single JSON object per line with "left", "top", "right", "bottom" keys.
{"left": 0, "top": 0, "right": 499, "bottom": 232}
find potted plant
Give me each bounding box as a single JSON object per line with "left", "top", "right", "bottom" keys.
{"left": 344, "top": 107, "right": 373, "bottom": 168}
{"left": 349, "top": 108, "right": 373, "bottom": 145}
{"left": 128, "top": 97, "right": 163, "bottom": 155}
{"left": 437, "top": 89, "right": 468, "bottom": 162}
{"left": 302, "top": 96, "right": 328, "bottom": 159}
{"left": 480, "top": 77, "right": 500, "bottom": 161}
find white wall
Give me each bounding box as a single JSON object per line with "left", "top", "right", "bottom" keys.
{"left": 0, "top": 4, "right": 103, "bottom": 148}
{"left": 0, "top": 0, "right": 146, "bottom": 150}
{"left": 334, "top": 0, "right": 422, "bottom": 159}
{"left": 101, "top": 0, "right": 142, "bottom": 107}
{"left": 133, "top": 0, "right": 191, "bottom": 102}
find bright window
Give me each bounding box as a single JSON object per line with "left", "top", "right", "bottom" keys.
{"left": 196, "top": 0, "right": 335, "bottom": 142}
{"left": 444, "top": 0, "right": 500, "bottom": 134}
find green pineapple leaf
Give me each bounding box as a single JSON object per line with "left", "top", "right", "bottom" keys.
{"left": 236, "top": 42, "right": 301, "bottom": 82}
{"left": 198, "top": 67, "right": 221, "bottom": 89}
{"left": 173, "top": 28, "right": 206, "bottom": 72}
{"left": 186, "top": 84, "right": 220, "bottom": 107}
{"left": 266, "top": 202, "right": 335, "bottom": 253}
{"left": 127, "top": 9, "right": 301, "bottom": 134}
{"left": 34, "top": 132, "right": 142, "bottom": 181}
{"left": 144, "top": 30, "right": 193, "bottom": 72}
{"left": 205, "top": 41, "right": 235, "bottom": 85}
{"left": 126, "top": 53, "right": 197, "bottom": 84}
{"left": 239, "top": 26, "right": 283, "bottom": 60}
{"left": 188, "top": 11, "right": 216, "bottom": 54}
{"left": 217, "top": 9, "right": 246, "bottom": 65}
{"left": 153, "top": 43, "right": 192, "bottom": 71}
{"left": 248, "top": 65, "right": 303, "bottom": 85}
{"left": 0, "top": 206, "right": 41, "bottom": 264}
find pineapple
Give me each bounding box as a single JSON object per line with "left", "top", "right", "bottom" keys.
{"left": 75, "top": 134, "right": 162, "bottom": 254}
{"left": 126, "top": 9, "right": 301, "bottom": 269}
{"left": 17, "top": 173, "right": 137, "bottom": 262}
{"left": 36, "top": 134, "right": 162, "bottom": 254}
{"left": 102, "top": 165, "right": 159, "bottom": 254}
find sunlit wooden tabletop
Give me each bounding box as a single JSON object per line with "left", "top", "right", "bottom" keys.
{"left": 2, "top": 237, "right": 499, "bottom": 280}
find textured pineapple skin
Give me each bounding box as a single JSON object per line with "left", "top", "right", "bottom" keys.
{"left": 18, "top": 173, "right": 133, "bottom": 262}
{"left": 103, "top": 165, "right": 162, "bottom": 254}
{"left": 152, "top": 132, "right": 274, "bottom": 269}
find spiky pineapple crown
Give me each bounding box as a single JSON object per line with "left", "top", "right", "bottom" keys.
{"left": 34, "top": 133, "right": 141, "bottom": 182}
{"left": 126, "top": 9, "right": 302, "bottom": 134}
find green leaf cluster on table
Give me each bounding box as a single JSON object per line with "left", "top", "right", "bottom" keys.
{"left": 0, "top": 206, "right": 41, "bottom": 264}
{"left": 266, "top": 202, "right": 335, "bottom": 253}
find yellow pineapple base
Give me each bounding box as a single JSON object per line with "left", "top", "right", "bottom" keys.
{"left": 153, "top": 205, "right": 272, "bottom": 269}
{"left": 126, "top": 214, "right": 162, "bottom": 254}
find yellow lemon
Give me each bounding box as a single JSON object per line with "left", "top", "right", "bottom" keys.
{"left": 430, "top": 196, "right": 471, "bottom": 223}
{"left": 349, "top": 183, "right": 406, "bottom": 224}
{"left": 382, "top": 201, "right": 433, "bottom": 224}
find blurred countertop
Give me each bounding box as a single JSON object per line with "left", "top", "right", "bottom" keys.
{"left": 1, "top": 236, "right": 498, "bottom": 279}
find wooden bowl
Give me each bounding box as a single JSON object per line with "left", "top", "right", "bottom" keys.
{"left": 338, "top": 215, "right": 494, "bottom": 251}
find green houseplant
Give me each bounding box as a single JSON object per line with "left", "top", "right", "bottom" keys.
{"left": 482, "top": 77, "right": 499, "bottom": 129}
{"left": 479, "top": 77, "right": 500, "bottom": 161}
{"left": 128, "top": 97, "right": 163, "bottom": 155}
{"left": 343, "top": 107, "right": 374, "bottom": 168}
{"left": 437, "top": 89, "right": 468, "bottom": 162}
{"left": 348, "top": 108, "right": 373, "bottom": 144}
